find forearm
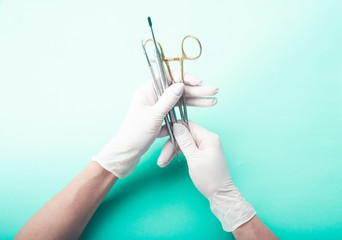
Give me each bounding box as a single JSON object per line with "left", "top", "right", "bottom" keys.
{"left": 15, "top": 161, "right": 117, "bottom": 240}
{"left": 232, "top": 215, "right": 278, "bottom": 240}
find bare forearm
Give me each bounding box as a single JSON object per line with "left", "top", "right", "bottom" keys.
{"left": 15, "top": 161, "right": 117, "bottom": 240}
{"left": 232, "top": 215, "right": 278, "bottom": 240}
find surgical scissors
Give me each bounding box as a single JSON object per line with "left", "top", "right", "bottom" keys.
{"left": 143, "top": 35, "right": 202, "bottom": 124}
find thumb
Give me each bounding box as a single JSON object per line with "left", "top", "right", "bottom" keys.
{"left": 154, "top": 83, "right": 184, "bottom": 116}
{"left": 173, "top": 123, "right": 199, "bottom": 157}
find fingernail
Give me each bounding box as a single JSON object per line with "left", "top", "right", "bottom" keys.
{"left": 157, "top": 161, "right": 162, "bottom": 167}
{"left": 171, "top": 83, "right": 184, "bottom": 96}
{"left": 173, "top": 123, "right": 186, "bottom": 136}
{"left": 212, "top": 98, "right": 218, "bottom": 105}
{"left": 157, "top": 160, "right": 166, "bottom": 168}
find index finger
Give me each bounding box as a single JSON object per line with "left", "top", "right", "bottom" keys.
{"left": 166, "top": 70, "right": 203, "bottom": 86}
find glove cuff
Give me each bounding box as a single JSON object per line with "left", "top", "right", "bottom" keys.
{"left": 209, "top": 186, "right": 256, "bottom": 232}
{"left": 92, "top": 138, "right": 141, "bottom": 178}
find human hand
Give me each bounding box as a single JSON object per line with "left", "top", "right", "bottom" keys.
{"left": 93, "top": 72, "right": 218, "bottom": 178}
{"left": 158, "top": 121, "right": 256, "bottom": 231}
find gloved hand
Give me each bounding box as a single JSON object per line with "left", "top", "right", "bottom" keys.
{"left": 93, "top": 72, "right": 218, "bottom": 178}
{"left": 158, "top": 121, "right": 256, "bottom": 232}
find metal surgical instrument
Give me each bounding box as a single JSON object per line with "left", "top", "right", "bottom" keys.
{"left": 147, "top": 17, "right": 178, "bottom": 125}
{"left": 142, "top": 17, "right": 202, "bottom": 158}
{"left": 144, "top": 20, "right": 202, "bottom": 125}
{"left": 141, "top": 40, "right": 177, "bottom": 153}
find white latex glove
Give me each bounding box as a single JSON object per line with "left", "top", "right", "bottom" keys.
{"left": 93, "top": 72, "right": 218, "bottom": 178}
{"left": 160, "top": 121, "right": 256, "bottom": 232}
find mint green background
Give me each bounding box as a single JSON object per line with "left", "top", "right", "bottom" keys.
{"left": 1, "top": 0, "right": 342, "bottom": 239}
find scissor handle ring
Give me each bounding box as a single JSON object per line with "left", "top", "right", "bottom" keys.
{"left": 181, "top": 35, "right": 202, "bottom": 60}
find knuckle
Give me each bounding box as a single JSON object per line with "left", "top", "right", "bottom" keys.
{"left": 210, "top": 133, "right": 221, "bottom": 143}
{"left": 156, "top": 98, "right": 172, "bottom": 114}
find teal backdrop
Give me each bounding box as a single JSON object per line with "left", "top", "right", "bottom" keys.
{"left": 1, "top": 0, "right": 342, "bottom": 239}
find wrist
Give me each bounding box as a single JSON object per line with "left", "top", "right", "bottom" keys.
{"left": 209, "top": 186, "right": 256, "bottom": 232}
{"left": 92, "top": 137, "right": 141, "bottom": 179}
{"left": 91, "top": 161, "right": 118, "bottom": 181}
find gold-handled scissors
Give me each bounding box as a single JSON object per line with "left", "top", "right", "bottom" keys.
{"left": 144, "top": 35, "right": 202, "bottom": 124}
